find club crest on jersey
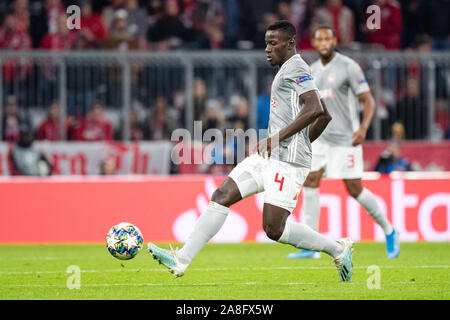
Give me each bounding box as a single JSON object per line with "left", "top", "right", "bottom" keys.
{"left": 270, "top": 96, "right": 277, "bottom": 108}
{"left": 296, "top": 75, "right": 312, "bottom": 84}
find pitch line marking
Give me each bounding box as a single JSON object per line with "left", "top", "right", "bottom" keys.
{"left": 0, "top": 265, "right": 449, "bottom": 275}
{"left": 2, "top": 281, "right": 450, "bottom": 289}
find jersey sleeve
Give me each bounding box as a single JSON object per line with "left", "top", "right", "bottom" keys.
{"left": 348, "top": 61, "right": 370, "bottom": 95}
{"left": 284, "top": 63, "right": 318, "bottom": 97}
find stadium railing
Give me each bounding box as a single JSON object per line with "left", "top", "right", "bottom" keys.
{"left": 0, "top": 50, "right": 448, "bottom": 141}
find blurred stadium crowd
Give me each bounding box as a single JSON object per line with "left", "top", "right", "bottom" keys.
{"left": 1, "top": 0, "right": 448, "bottom": 51}
{"left": 0, "top": 0, "right": 449, "bottom": 176}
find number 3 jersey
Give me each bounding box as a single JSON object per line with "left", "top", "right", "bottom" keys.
{"left": 310, "top": 52, "right": 370, "bottom": 147}
{"left": 268, "top": 53, "right": 319, "bottom": 169}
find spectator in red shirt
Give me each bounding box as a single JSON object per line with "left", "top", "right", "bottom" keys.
{"left": 75, "top": 103, "right": 113, "bottom": 141}
{"left": 45, "top": 0, "right": 66, "bottom": 34}
{"left": 0, "top": 13, "right": 32, "bottom": 83}
{"left": 364, "top": 0, "right": 402, "bottom": 50}
{"left": 35, "top": 102, "right": 65, "bottom": 141}
{"left": 13, "top": 0, "right": 30, "bottom": 34}
{"left": 40, "top": 14, "right": 77, "bottom": 50}
{"left": 310, "top": 0, "right": 355, "bottom": 46}
{"left": 79, "top": 0, "right": 107, "bottom": 44}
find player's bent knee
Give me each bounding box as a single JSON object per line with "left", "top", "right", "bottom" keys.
{"left": 348, "top": 189, "right": 361, "bottom": 198}
{"left": 263, "top": 223, "right": 284, "bottom": 241}
{"left": 211, "top": 188, "right": 236, "bottom": 207}
{"left": 304, "top": 172, "right": 321, "bottom": 188}
{"left": 211, "top": 188, "right": 227, "bottom": 206}
{"left": 345, "top": 183, "right": 363, "bottom": 198}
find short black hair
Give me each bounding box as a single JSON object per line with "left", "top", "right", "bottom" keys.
{"left": 267, "top": 20, "right": 297, "bottom": 40}
{"left": 312, "top": 25, "right": 337, "bottom": 38}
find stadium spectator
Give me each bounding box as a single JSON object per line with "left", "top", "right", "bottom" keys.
{"left": 8, "top": 123, "right": 53, "bottom": 176}
{"left": 74, "top": 103, "right": 113, "bottom": 141}
{"left": 66, "top": 115, "right": 83, "bottom": 141}
{"left": 290, "top": 0, "right": 313, "bottom": 41}
{"left": 2, "top": 96, "right": 27, "bottom": 142}
{"left": 40, "top": 14, "right": 76, "bottom": 50}
{"left": 72, "top": 31, "right": 97, "bottom": 50}
{"left": 100, "top": 156, "right": 118, "bottom": 175}
{"left": 79, "top": 0, "right": 107, "bottom": 45}
{"left": 147, "top": 0, "right": 188, "bottom": 50}
{"left": 394, "top": 76, "right": 427, "bottom": 139}
{"left": 193, "top": 77, "right": 208, "bottom": 121}
{"left": 363, "top": 0, "right": 402, "bottom": 50}
{"left": 116, "top": 109, "right": 144, "bottom": 141}
{"left": 146, "top": 0, "right": 164, "bottom": 27}
{"left": 45, "top": 0, "right": 66, "bottom": 34}
{"left": 101, "top": 9, "right": 139, "bottom": 51}
{"left": 310, "top": 0, "right": 355, "bottom": 46}
{"left": 238, "top": 0, "right": 274, "bottom": 47}
{"left": 390, "top": 122, "right": 406, "bottom": 143}
{"left": 0, "top": 13, "right": 32, "bottom": 84}
{"left": 253, "top": 12, "right": 279, "bottom": 49}
{"left": 12, "top": 0, "right": 30, "bottom": 35}
{"left": 375, "top": 142, "right": 412, "bottom": 173}
{"left": 125, "top": 0, "right": 148, "bottom": 43}
{"left": 35, "top": 102, "right": 66, "bottom": 141}
{"left": 415, "top": 33, "right": 433, "bottom": 52}
{"left": 276, "top": 0, "right": 293, "bottom": 22}
{"left": 228, "top": 95, "right": 250, "bottom": 132}
{"left": 128, "top": 110, "right": 144, "bottom": 141}
{"left": 201, "top": 98, "right": 225, "bottom": 135}
{"left": 102, "top": 0, "right": 126, "bottom": 31}
{"left": 190, "top": 0, "right": 226, "bottom": 49}
{"left": 217, "top": 0, "right": 239, "bottom": 48}
{"left": 143, "top": 97, "right": 179, "bottom": 140}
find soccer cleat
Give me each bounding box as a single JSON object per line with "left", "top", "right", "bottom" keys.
{"left": 147, "top": 243, "right": 188, "bottom": 278}
{"left": 333, "top": 238, "right": 354, "bottom": 282}
{"left": 386, "top": 228, "right": 400, "bottom": 258}
{"left": 286, "top": 249, "right": 321, "bottom": 259}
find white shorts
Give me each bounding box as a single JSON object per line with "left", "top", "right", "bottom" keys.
{"left": 310, "top": 139, "right": 363, "bottom": 179}
{"left": 229, "top": 154, "right": 310, "bottom": 213}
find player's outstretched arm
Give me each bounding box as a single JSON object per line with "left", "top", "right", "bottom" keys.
{"left": 309, "top": 98, "right": 332, "bottom": 143}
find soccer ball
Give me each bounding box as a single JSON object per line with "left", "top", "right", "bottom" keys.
{"left": 106, "top": 222, "right": 144, "bottom": 260}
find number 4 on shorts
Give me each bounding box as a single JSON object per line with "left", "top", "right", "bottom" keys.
{"left": 274, "top": 173, "right": 284, "bottom": 191}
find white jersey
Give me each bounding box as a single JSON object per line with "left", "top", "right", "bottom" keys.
{"left": 310, "top": 52, "right": 370, "bottom": 146}
{"left": 268, "top": 53, "right": 319, "bottom": 168}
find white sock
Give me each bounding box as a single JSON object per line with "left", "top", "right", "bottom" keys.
{"left": 278, "top": 221, "right": 343, "bottom": 258}
{"left": 356, "top": 188, "right": 393, "bottom": 235}
{"left": 303, "top": 187, "right": 320, "bottom": 231}
{"left": 178, "top": 201, "right": 229, "bottom": 265}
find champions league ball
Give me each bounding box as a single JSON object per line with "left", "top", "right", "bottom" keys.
{"left": 106, "top": 222, "right": 144, "bottom": 260}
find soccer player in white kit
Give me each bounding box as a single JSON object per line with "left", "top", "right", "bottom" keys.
{"left": 147, "top": 21, "right": 355, "bottom": 282}
{"left": 287, "top": 26, "right": 400, "bottom": 260}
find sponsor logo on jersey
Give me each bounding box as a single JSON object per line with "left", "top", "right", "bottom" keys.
{"left": 296, "top": 75, "right": 312, "bottom": 84}
{"left": 358, "top": 78, "right": 368, "bottom": 85}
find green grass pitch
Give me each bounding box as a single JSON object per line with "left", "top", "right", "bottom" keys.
{"left": 0, "top": 242, "right": 449, "bottom": 300}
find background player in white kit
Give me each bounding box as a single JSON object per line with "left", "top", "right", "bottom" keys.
{"left": 148, "top": 21, "right": 354, "bottom": 282}
{"left": 287, "top": 26, "right": 400, "bottom": 260}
